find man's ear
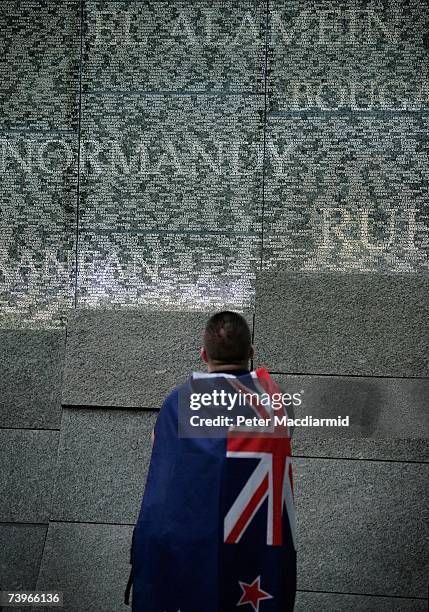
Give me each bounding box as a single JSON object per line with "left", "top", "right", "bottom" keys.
{"left": 200, "top": 347, "right": 209, "bottom": 363}
{"left": 249, "top": 344, "right": 255, "bottom": 359}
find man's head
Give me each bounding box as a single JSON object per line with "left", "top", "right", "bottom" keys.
{"left": 200, "top": 311, "right": 254, "bottom": 371}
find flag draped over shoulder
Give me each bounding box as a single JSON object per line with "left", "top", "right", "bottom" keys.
{"left": 131, "top": 368, "right": 296, "bottom": 612}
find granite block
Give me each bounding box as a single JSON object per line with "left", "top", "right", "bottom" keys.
{"left": 262, "top": 114, "right": 429, "bottom": 273}
{"left": 254, "top": 271, "right": 429, "bottom": 377}
{"left": 274, "top": 374, "right": 429, "bottom": 462}
{"left": 294, "top": 457, "right": 429, "bottom": 597}
{"left": 0, "top": 523, "right": 47, "bottom": 592}
{"left": 52, "top": 408, "right": 157, "bottom": 523}
{"left": 83, "top": 1, "right": 266, "bottom": 92}
{"left": 62, "top": 310, "right": 217, "bottom": 407}
{"left": 63, "top": 309, "right": 256, "bottom": 408}
{"left": 295, "top": 591, "right": 428, "bottom": 612}
{"left": 36, "top": 522, "right": 132, "bottom": 612}
{"left": 0, "top": 1, "right": 80, "bottom": 130}
{"left": 0, "top": 329, "right": 65, "bottom": 429}
{"left": 0, "top": 429, "right": 59, "bottom": 522}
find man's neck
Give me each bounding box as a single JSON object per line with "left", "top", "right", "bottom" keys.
{"left": 207, "top": 363, "right": 250, "bottom": 373}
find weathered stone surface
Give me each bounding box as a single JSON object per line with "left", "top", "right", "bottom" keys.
{"left": 36, "top": 522, "right": 133, "bottom": 612}
{"left": 52, "top": 408, "right": 157, "bottom": 523}
{"left": 274, "top": 373, "right": 429, "bottom": 461}
{"left": 0, "top": 429, "right": 59, "bottom": 522}
{"left": 295, "top": 591, "right": 428, "bottom": 612}
{"left": 255, "top": 271, "right": 429, "bottom": 377}
{"left": 0, "top": 329, "right": 65, "bottom": 429}
{"left": 62, "top": 310, "right": 253, "bottom": 408}
{"left": 0, "top": 523, "right": 47, "bottom": 591}
{"left": 294, "top": 457, "right": 429, "bottom": 597}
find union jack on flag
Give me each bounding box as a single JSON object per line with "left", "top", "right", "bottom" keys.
{"left": 225, "top": 371, "right": 296, "bottom": 548}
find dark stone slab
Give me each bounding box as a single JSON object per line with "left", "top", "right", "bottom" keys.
{"left": 254, "top": 271, "right": 429, "bottom": 377}
{"left": 0, "top": 1, "right": 80, "bottom": 130}
{"left": 62, "top": 310, "right": 253, "bottom": 408}
{"left": 262, "top": 114, "right": 429, "bottom": 273}
{"left": 52, "top": 408, "right": 157, "bottom": 523}
{"left": 0, "top": 329, "right": 65, "bottom": 429}
{"left": 79, "top": 93, "right": 263, "bottom": 234}
{"left": 0, "top": 430, "right": 59, "bottom": 522}
{"left": 274, "top": 374, "right": 429, "bottom": 462}
{"left": 36, "top": 522, "right": 133, "bottom": 612}
{"left": 76, "top": 230, "right": 259, "bottom": 312}
{"left": 0, "top": 133, "right": 78, "bottom": 328}
{"left": 294, "top": 458, "right": 429, "bottom": 597}
{"left": 295, "top": 591, "right": 428, "bottom": 612}
{"left": 0, "top": 523, "right": 47, "bottom": 591}
{"left": 268, "top": 0, "right": 429, "bottom": 113}
{"left": 83, "top": 1, "right": 265, "bottom": 92}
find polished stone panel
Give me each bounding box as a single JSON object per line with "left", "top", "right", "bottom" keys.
{"left": 268, "top": 0, "right": 429, "bottom": 113}
{"left": 254, "top": 271, "right": 429, "bottom": 377}
{"left": 36, "top": 522, "right": 133, "bottom": 612}
{"left": 0, "top": 523, "right": 47, "bottom": 591}
{"left": 0, "top": 1, "right": 80, "bottom": 130}
{"left": 77, "top": 230, "right": 259, "bottom": 311}
{"left": 0, "top": 430, "right": 59, "bottom": 522}
{"left": 0, "top": 133, "right": 77, "bottom": 328}
{"left": 0, "top": 329, "right": 65, "bottom": 429}
{"left": 52, "top": 409, "right": 157, "bottom": 523}
{"left": 294, "top": 457, "right": 429, "bottom": 597}
{"left": 263, "top": 115, "right": 429, "bottom": 272}
{"left": 83, "top": 1, "right": 266, "bottom": 92}
{"left": 79, "top": 93, "right": 263, "bottom": 233}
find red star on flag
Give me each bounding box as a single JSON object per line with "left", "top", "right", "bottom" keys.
{"left": 237, "top": 576, "right": 273, "bottom": 611}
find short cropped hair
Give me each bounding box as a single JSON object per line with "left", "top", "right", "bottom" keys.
{"left": 204, "top": 311, "right": 251, "bottom": 363}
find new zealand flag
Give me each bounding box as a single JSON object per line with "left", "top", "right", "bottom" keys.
{"left": 130, "top": 368, "right": 297, "bottom": 612}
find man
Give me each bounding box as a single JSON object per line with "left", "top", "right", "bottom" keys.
{"left": 128, "top": 311, "right": 296, "bottom": 612}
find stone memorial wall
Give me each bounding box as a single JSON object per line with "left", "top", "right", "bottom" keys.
{"left": 1, "top": 2, "right": 428, "bottom": 611}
